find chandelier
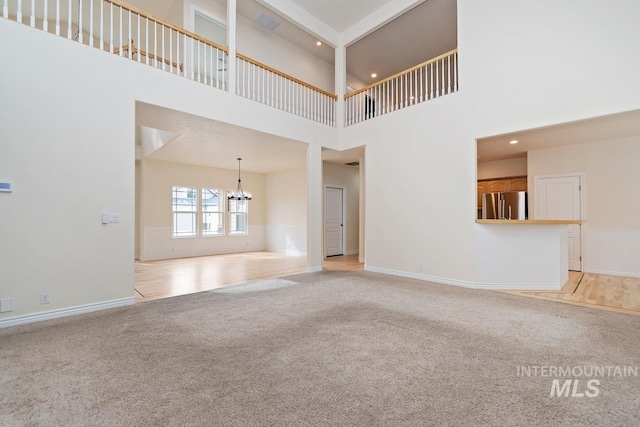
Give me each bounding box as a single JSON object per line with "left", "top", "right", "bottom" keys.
{"left": 228, "top": 157, "right": 252, "bottom": 200}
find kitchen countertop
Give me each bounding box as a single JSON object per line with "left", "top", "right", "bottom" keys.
{"left": 476, "top": 219, "right": 582, "bottom": 225}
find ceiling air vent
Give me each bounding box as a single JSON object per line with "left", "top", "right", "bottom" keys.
{"left": 253, "top": 13, "right": 281, "bottom": 31}
{"left": 344, "top": 161, "right": 360, "bottom": 166}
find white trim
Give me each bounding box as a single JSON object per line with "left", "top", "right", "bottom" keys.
{"left": 0, "top": 297, "right": 135, "bottom": 329}
{"left": 307, "top": 266, "right": 323, "bottom": 273}
{"left": 585, "top": 269, "right": 640, "bottom": 279}
{"left": 187, "top": 3, "right": 228, "bottom": 32}
{"left": 533, "top": 171, "right": 586, "bottom": 271}
{"left": 474, "top": 283, "right": 562, "bottom": 291}
{"left": 365, "top": 265, "right": 563, "bottom": 290}
{"left": 364, "top": 266, "right": 476, "bottom": 288}
{"left": 358, "top": 256, "right": 365, "bottom": 263}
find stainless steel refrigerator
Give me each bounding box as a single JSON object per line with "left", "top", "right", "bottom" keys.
{"left": 482, "top": 191, "right": 528, "bottom": 220}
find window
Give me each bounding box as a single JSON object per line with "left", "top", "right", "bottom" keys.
{"left": 228, "top": 198, "right": 248, "bottom": 235}
{"left": 202, "top": 188, "right": 224, "bottom": 235}
{"left": 172, "top": 187, "right": 198, "bottom": 237}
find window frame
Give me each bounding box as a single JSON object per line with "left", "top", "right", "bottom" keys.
{"left": 201, "top": 188, "right": 225, "bottom": 237}
{"left": 172, "top": 186, "right": 198, "bottom": 238}
{"left": 227, "top": 197, "right": 249, "bottom": 236}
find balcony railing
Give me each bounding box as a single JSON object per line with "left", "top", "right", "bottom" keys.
{"left": 2, "top": 0, "right": 229, "bottom": 90}
{"left": 345, "top": 49, "right": 458, "bottom": 126}
{"left": 236, "top": 54, "right": 337, "bottom": 127}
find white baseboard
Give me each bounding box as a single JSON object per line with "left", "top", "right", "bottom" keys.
{"left": 344, "top": 250, "right": 358, "bottom": 256}
{"left": 358, "top": 256, "right": 365, "bottom": 263}
{"left": 474, "top": 283, "right": 562, "bottom": 291}
{"left": 363, "top": 266, "right": 562, "bottom": 291}
{"left": 0, "top": 297, "right": 135, "bottom": 329}
{"left": 364, "top": 266, "right": 476, "bottom": 289}
{"left": 585, "top": 269, "right": 640, "bottom": 279}
{"left": 307, "top": 266, "right": 323, "bottom": 273}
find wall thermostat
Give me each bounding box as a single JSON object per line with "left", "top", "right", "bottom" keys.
{"left": 0, "top": 182, "right": 12, "bottom": 193}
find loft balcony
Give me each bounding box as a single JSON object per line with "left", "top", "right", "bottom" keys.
{"left": 1, "top": 0, "right": 458, "bottom": 128}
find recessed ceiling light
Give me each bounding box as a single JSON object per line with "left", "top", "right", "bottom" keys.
{"left": 371, "top": 73, "right": 377, "bottom": 78}
{"left": 316, "top": 41, "right": 322, "bottom": 46}
{"left": 509, "top": 140, "right": 519, "bottom": 145}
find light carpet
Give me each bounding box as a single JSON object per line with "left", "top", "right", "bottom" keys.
{"left": 1, "top": 271, "right": 639, "bottom": 426}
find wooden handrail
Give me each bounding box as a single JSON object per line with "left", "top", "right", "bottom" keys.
{"left": 344, "top": 48, "right": 458, "bottom": 100}
{"left": 237, "top": 52, "right": 338, "bottom": 100}
{"left": 104, "top": 0, "right": 229, "bottom": 53}
{"left": 114, "top": 40, "right": 184, "bottom": 71}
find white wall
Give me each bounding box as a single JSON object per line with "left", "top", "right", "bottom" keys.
{"left": 528, "top": 136, "right": 640, "bottom": 277}
{"left": 0, "top": 18, "right": 335, "bottom": 322}
{"left": 323, "top": 163, "right": 360, "bottom": 255}
{"left": 477, "top": 157, "right": 527, "bottom": 180}
{"left": 139, "top": 159, "right": 266, "bottom": 261}
{"left": 342, "top": 0, "right": 640, "bottom": 285}
{"left": 264, "top": 167, "right": 307, "bottom": 255}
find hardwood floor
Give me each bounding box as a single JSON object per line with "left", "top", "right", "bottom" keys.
{"left": 504, "top": 272, "right": 640, "bottom": 316}
{"left": 135, "top": 253, "right": 364, "bottom": 301}
{"left": 136, "top": 254, "right": 639, "bottom": 316}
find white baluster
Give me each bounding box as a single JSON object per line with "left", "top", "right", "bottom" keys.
{"left": 145, "top": 17, "right": 149, "bottom": 65}
{"left": 454, "top": 52, "right": 458, "bottom": 91}
{"left": 42, "top": 0, "right": 48, "bottom": 31}
{"left": 55, "top": 0, "right": 61, "bottom": 35}
{"left": 196, "top": 40, "right": 200, "bottom": 80}
{"left": 2, "top": 0, "right": 8, "bottom": 19}
{"left": 441, "top": 58, "right": 445, "bottom": 96}
{"left": 109, "top": 2, "right": 113, "bottom": 52}
{"left": 127, "top": 11, "right": 132, "bottom": 59}
{"left": 447, "top": 55, "right": 451, "bottom": 94}
{"left": 30, "top": 0, "right": 35, "bottom": 27}
{"left": 176, "top": 31, "right": 180, "bottom": 75}
{"left": 162, "top": 24, "right": 166, "bottom": 71}
{"left": 17, "top": 0, "right": 22, "bottom": 23}
{"left": 78, "top": 0, "right": 83, "bottom": 43}
{"left": 99, "top": 0, "right": 103, "bottom": 49}
{"left": 89, "top": 0, "right": 93, "bottom": 46}
{"left": 153, "top": 21, "right": 157, "bottom": 66}
{"left": 137, "top": 14, "right": 141, "bottom": 62}
{"left": 66, "top": 0, "right": 73, "bottom": 40}
{"left": 170, "top": 30, "right": 174, "bottom": 71}
{"left": 190, "top": 38, "right": 194, "bottom": 79}
{"left": 430, "top": 63, "right": 434, "bottom": 99}
{"left": 118, "top": 6, "right": 122, "bottom": 55}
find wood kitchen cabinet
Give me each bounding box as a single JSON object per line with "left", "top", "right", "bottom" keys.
{"left": 477, "top": 176, "right": 527, "bottom": 208}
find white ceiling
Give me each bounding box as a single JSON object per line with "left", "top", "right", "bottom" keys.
{"left": 289, "top": 0, "right": 394, "bottom": 33}
{"left": 477, "top": 109, "right": 640, "bottom": 163}
{"left": 322, "top": 146, "right": 365, "bottom": 166}
{"left": 136, "top": 103, "right": 308, "bottom": 173}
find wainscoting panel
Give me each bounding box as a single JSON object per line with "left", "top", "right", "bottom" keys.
{"left": 585, "top": 228, "right": 640, "bottom": 278}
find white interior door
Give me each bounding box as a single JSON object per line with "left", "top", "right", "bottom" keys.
{"left": 535, "top": 174, "right": 582, "bottom": 271}
{"left": 325, "top": 187, "right": 344, "bottom": 257}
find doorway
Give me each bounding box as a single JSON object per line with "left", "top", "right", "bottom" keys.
{"left": 325, "top": 186, "right": 345, "bottom": 257}
{"left": 534, "top": 173, "right": 585, "bottom": 271}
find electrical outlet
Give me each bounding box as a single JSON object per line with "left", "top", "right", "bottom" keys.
{"left": 0, "top": 298, "right": 14, "bottom": 313}
{"left": 41, "top": 293, "right": 50, "bottom": 305}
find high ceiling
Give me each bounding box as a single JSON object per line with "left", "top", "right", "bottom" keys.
{"left": 477, "top": 109, "right": 640, "bottom": 163}
{"left": 289, "top": 0, "right": 393, "bottom": 32}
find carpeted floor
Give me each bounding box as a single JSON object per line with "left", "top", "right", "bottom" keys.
{"left": 1, "top": 271, "right": 639, "bottom": 426}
